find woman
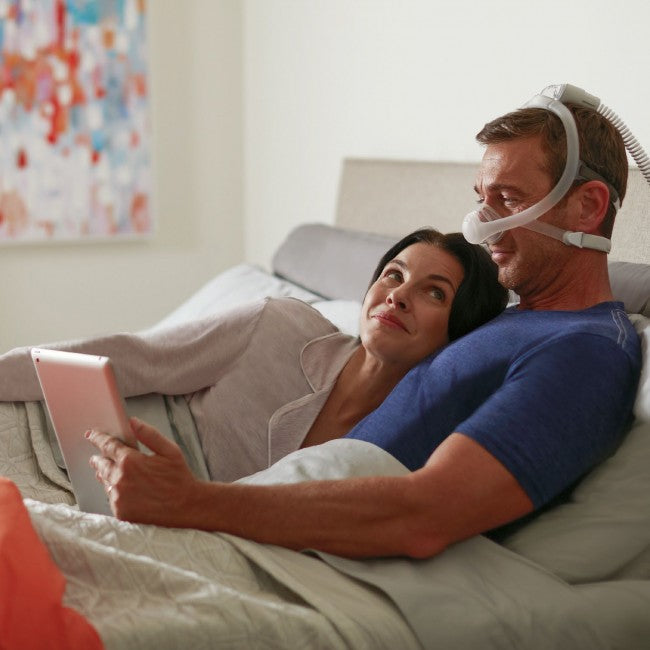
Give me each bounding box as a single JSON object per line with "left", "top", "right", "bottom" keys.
{"left": 299, "top": 228, "right": 507, "bottom": 448}
{"left": 0, "top": 228, "right": 507, "bottom": 490}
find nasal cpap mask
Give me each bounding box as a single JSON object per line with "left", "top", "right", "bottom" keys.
{"left": 462, "top": 83, "right": 650, "bottom": 252}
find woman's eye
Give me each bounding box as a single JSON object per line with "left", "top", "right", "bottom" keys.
{"left": 384, "top": 270, "right": 402, "bottom": 282}
{"left": 428, "top": 287, "right": 445, "bottom": 301}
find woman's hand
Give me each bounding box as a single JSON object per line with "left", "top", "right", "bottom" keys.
{"left": 87, "top": 417, "right": 201, "bottom": 526}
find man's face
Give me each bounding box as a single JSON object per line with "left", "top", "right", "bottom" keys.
{"left": 474, "top": 135, "right": 577, "bottom": 299}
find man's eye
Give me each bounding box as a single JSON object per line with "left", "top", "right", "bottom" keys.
{"left": 501, "top": 195, "right": 521, "bottom": 208}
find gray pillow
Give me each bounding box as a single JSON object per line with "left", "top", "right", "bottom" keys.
{"left": 272, "top": 224, "right": 397, "bottom": 301}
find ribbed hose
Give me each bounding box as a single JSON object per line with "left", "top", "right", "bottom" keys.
{"left": 598, "top": 104, "right": 650, "bottom": 185}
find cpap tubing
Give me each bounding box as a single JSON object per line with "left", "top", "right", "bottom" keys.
{"left": 546, "top": 83, "right": 650, "bottom": 184}
{"left": 462, "top": 95, "right": 580, "bottom": 244}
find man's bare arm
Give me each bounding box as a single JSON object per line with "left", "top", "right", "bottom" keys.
{"left": 89, "top": 420, "right": 533, "bottom": 559}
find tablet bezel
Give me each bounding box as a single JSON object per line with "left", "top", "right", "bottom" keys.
{"left": 31, "top": 348, "right": 136, "bottom": 515}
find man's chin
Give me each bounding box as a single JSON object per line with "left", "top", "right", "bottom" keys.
{"left": 497, "top": 267, "right": 520, "bottom": 293}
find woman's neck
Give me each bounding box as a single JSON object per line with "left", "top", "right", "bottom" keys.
{"left": 300, "top": 347, "right": 408, "bottom": 448}
{"left": 334, "top": 346, "right": 407, "bottom": 416}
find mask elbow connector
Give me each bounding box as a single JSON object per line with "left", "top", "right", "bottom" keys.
{"left": 540, "top": 83, "right": 601, "bottom": 111}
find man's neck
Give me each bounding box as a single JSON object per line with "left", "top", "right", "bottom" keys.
{"left": 518, "top": 255, "right": 614, "bottom": 311}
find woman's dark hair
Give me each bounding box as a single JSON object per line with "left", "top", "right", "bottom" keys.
{"left": 369, "top": 228, "right": 508, "bottom": 341}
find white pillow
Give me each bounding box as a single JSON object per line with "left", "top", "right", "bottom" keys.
{"left": 609, "top": 261, "right": 650, "bottom": 317}
{"left": 500, "top": 416, "right": 650, "bottom": 583}
{"left": 630, "top": 314, "right": 650, "bottom": 422}
{"left": 146, "top": 264, "right": 322, "bottom": 332}
{"left": 312, "top": 300, "right": 362, "bottom": 337}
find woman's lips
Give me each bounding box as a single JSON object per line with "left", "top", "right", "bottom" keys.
{"left": 372, "top": 311, "right": 408, "bottom": 332}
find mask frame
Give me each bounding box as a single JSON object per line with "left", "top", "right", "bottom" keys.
{"left": 462, "top": 86, "right": 627, "bottom": 253}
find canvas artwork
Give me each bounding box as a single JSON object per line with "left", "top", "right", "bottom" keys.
{"left": 0, "top": 0, "right": 151, "bottom": 243}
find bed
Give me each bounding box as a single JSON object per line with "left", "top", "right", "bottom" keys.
{"left": 2, "top": 159, "right": 649, "bottom": 649}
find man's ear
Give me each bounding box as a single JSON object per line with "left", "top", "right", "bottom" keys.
{"left": 575, "top": 180, "right": 610, "bottom": 233}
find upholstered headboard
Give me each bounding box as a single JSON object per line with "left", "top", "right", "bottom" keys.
{"left": 334, "top": 158, "right": 650, "bottom": 265}
{"left": 272, "top": 158, "right": 650, "bottom": 315}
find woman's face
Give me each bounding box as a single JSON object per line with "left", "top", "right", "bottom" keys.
{"left": 360, "top": 242, "right": 464, "bottom": 371}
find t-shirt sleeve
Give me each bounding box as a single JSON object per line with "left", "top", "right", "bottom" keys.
{"left": 457, "top": 333, "right": 639, "bottom": 508}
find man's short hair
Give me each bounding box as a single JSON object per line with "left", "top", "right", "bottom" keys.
{"left": 476, "top": 104, "right": 628, "bottom": 238}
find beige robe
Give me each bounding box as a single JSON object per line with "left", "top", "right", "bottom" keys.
{"left": 0, "top": 298, "right": 359, "bottom": 481}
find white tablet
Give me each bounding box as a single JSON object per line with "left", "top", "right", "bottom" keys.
{"left": 31, "top": 348, "right": 137, "bottom": 515}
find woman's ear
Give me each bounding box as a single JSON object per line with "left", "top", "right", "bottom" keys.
{"left": 575, "top": 180, "right": 611, "bottom": 233}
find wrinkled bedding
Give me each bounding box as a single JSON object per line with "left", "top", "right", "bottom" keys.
{"left": 2, "top": 391, "right": 650, "bottom": 648}
{"left": 316, "top": 419, "right": 650, "bottom": 649}
{"left": 2, "top": 280, "right": 649, "bottom": 649}
{"left": 26, "top": 492, "right": 419, "bottom": 650}
{"left": 1, "top": 401, "right": 418, "bottom": 649}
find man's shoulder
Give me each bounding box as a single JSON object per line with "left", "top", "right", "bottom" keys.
{"left": 486, "top": 301, "right": 634, "bottom": 339}
{"left": 523, "top": 302, "right": 638, "bottom": 355}
{"left": 436, "top": 301, "right": 639, "bottom": 371}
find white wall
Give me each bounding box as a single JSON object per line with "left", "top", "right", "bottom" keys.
{"left": 243, "top": 0, "right": 650, "bottom": 267}
{"left": 4, "top": 1, "right": 649, "bottom": 351}
{"left": 0, "top": 0, "right": 243, "bottom": 351}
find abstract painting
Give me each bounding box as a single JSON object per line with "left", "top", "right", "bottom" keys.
{"left": 0, "top": 0, "right": 151, "bottom": 242}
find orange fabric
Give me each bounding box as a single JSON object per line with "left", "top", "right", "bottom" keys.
{"left": 0, "top": 478, "right": 103, "bottom": 650}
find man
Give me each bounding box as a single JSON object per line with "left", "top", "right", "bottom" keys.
{"left": 89, "top": 100, "right": 641, "bottom": 559}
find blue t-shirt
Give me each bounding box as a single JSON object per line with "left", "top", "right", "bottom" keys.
{"left": 345, "top": 302, "right": 641, "bottom": 508}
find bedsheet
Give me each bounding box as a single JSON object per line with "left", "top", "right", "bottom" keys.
{"left": 0, "top": 400, "right": 419, "bottom": 649}
{"left": 26, "top": 494, "right": 419, "bottom": 650}
{"left": 15, "top": 432, "right": 650, "bottom": 650}
{"left": 236, "top": 434, "right": 650, "bottom": 649}
{"left": 1, "top": 314, "right": 649, "bottom": 649}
